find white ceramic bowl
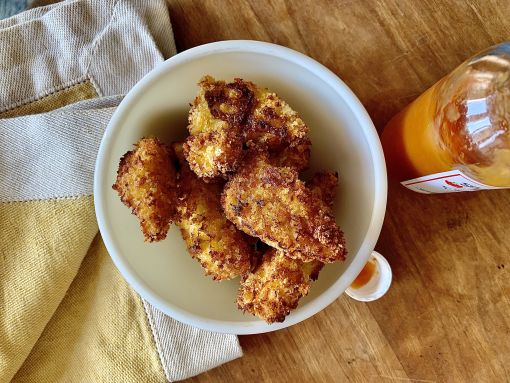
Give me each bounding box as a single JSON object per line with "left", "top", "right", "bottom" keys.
{"left": 94, "top": 40, "right": 387, "bottom": 334}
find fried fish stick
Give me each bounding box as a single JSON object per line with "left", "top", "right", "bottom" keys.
{"left": 306, "top": 171, "right": 339, "bottom": 208}
{"left": 112, "top": 137, "right": 177, "bottom": 242}
{"left": 184, "top": 76, "right": 311, "bottom": 180}
{"left": 174, "top": 143, "right": 253, "bottom": 280}
{"left": 237, "top": 172, "right": 338, "bottom": 323}
{"left": 222, "top": 153, "right": 346, "bottom": 263}
{"left": 183, "top": 76, "right": 255, "bottom": 179}
{"left": 237, "top": 248, "right": 323, "bottom": 323}
{"left": 246, "top": 86, "right": 311, "bottom": 170}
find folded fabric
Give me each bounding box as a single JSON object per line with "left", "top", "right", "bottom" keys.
{"left": 0, "top": 1, "right": 242, "bottom": 382}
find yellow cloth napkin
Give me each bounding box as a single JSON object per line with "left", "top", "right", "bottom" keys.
{"left": 0, "top": 1, "right": 242, "bottom": 382}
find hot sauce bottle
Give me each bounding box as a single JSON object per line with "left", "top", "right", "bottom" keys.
{"left": 382, "top": 43, "right": 510, "bottom": 193}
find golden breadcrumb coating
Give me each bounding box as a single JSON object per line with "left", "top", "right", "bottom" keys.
{"left": 246, "top": 86, "right": 311, "bottom": 170}
{"left": 173, "top": 143, "right": 254, "bottom": 280}
{"left": 183, "top": 76, "right": 254, "bottom": 179}
{"left": 222, "top": 153, "right": 346, "bottom": 263}
{"left": 237, "top": 173, "right": 337, "bottom": 323}
{"left": 237, "top": 248, "right": 323, "bottom": 323}
{"left": 184, "top": 76, "right": 311, "bottom": 180}
{"left": 306, "top": 171, "right": 339, "bottom": 208}
{"left": 112, "top": 137, "right": 177, "bottom": 242}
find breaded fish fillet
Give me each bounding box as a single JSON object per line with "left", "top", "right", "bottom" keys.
{"left": 237, "top": 172, "right": 338, "bottom": 323}
{"left": 184, "top": 76, "right": 255, "bottom": 179}
{"left": 112, "top": 137, "right": 177, "bottom": 242}
{"left": 306, "top": 171, "right": 339, "bottom": 208}
{"left": 184, "top": 76, "right": 311, "bottom": 179}
{"left": 173, "top": 143, "right": 253, "bottom": 280}
{"left": 222, "top": 153, "right": 346, "bottom": 263}
{"left": 237, "top": 248, "right": 323, "bottom": 323}
{"left": 246, "top": 86, "right": 311, "bottom": 171}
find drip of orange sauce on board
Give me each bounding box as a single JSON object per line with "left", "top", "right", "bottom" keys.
{"left": 351, "top": 259, "right": 377, "bottom": 289}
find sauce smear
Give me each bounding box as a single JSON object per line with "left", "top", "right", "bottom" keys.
{"left": 351, "top": 259, "right": 377, "bottom": 289}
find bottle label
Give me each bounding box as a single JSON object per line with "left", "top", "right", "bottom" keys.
{"left": 401, "top": 170, "right": 506, "bottom": 194}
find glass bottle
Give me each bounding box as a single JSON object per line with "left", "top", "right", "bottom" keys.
{"left": 381, "top": 43, "right": 510, "bottom": 193}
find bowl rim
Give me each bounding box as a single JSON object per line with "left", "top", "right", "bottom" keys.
{"left": 94, "top": 40, "right": 387, "bottom": 335}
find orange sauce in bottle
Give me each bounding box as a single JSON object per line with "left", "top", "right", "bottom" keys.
{"left": 382, "top": 43, "right": 510, "bottom": 189}
{"left": 381, "top": 83, "right": 453, "bottom": 181}
{"left": 351, "top": 259, "right": 377, "bottom": 289}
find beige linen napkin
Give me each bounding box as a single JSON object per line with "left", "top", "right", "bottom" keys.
{"left": 0, "top": 0, "right": 242, "bottom": 381}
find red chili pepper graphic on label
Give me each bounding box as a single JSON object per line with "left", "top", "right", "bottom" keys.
{"left": 445, "top": 180, "right": 463, "bottom": 188}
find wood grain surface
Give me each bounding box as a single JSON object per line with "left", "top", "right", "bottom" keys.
{"left": 165, "top": 1, "right": 510, "bottom": 381}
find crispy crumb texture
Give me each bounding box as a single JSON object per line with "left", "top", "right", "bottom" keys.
{"left": 246, "top": 85, "right": 311, "bottom": 170}
{"left": 237, "top": 173, "right": 337, "bottom": 323}
{"left": 222, "top": 153, "right": 346, "bottom": 263}
{"left": 237, "top": 248, "right": 323, "bottom": 323}
{"left": 184, "top": 76, "right": 311, "bottom": 180}
{"left": 184, "top": 76, "right": 253, "bottom": 179}
{"left": 174, "top": 143, "right": 254, "bottom": 280}
{"left": 306, "top": 171, "right": 339, "bottom": 208}
{"left": 112, "top": 137, "right": 177, "bottom": 242}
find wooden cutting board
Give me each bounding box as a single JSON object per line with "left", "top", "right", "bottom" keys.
{"left": 166, "top": 1, "right": 510, "bottom": 381}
